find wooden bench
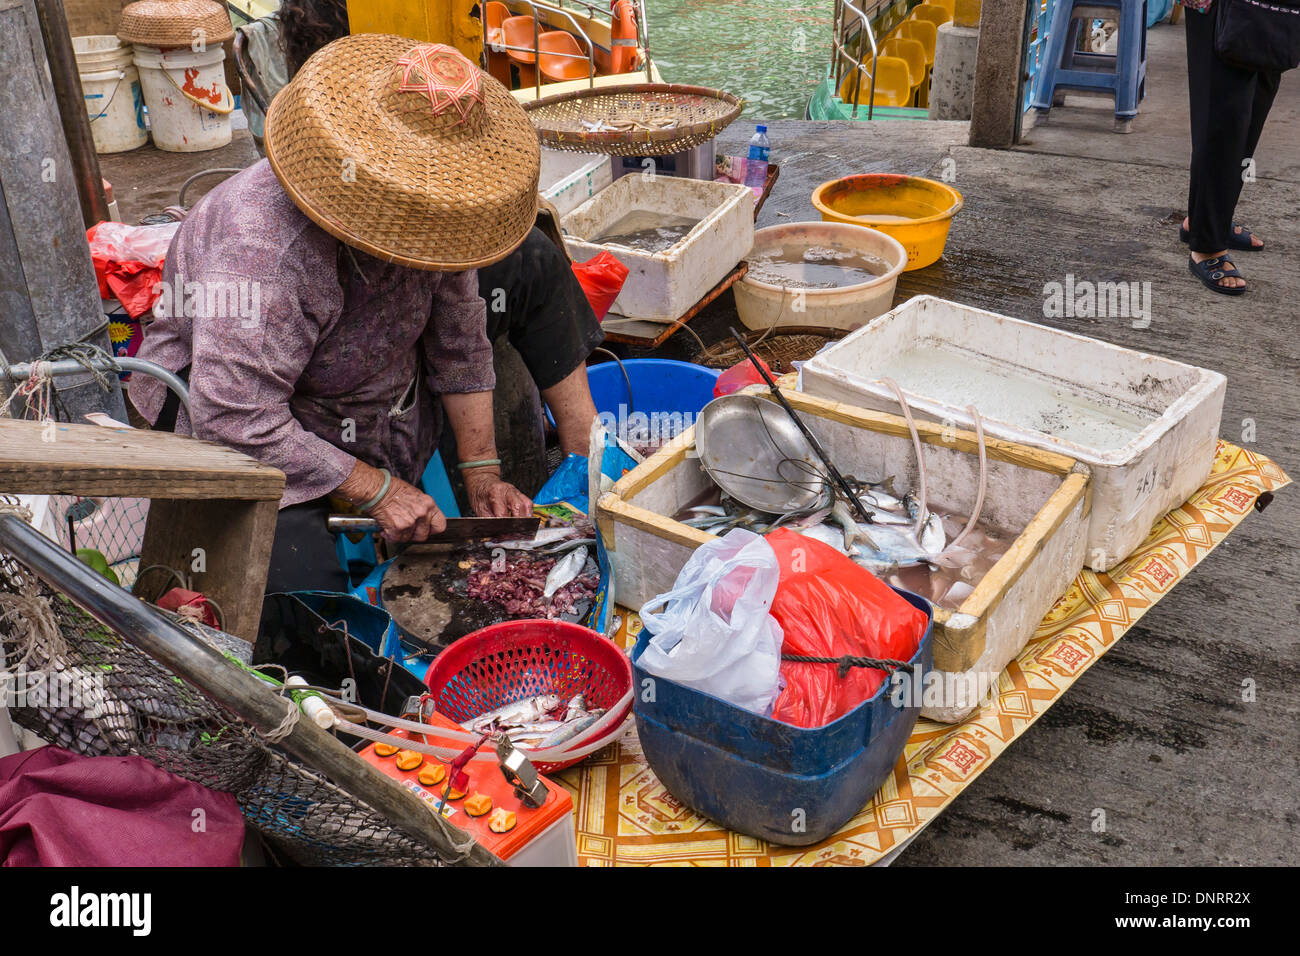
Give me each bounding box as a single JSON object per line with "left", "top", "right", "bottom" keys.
{"left": 0, "top": 418, "right": 284, "bottom": 639}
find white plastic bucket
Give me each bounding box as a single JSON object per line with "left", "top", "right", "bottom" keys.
{"left": 73, "top": 35, "right": 148, "bottom": 153}
{"left": 131, "top": 43, "right": 233, "bottom": 152}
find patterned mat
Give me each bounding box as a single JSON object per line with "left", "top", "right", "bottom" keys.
{"left": 554, "top": 442, "right": 1290, "bottom": 866}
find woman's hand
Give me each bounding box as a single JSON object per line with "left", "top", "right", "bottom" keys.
{"left": 369, "top": 476, "right": 447, "bottom": 542}
{"left": 463, "top": 469, "right": 533, "bottom": 518}
{"left": 337, "top": 461, "right": 446, "bottom": 543}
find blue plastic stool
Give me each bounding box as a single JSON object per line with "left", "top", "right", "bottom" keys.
{"left": 1030, "top": 0, "right": 1147, "bottom": 128}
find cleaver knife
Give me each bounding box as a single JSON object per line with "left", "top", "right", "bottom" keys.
{"left": 326, "top": 514, "right": 541, "bottom": 546}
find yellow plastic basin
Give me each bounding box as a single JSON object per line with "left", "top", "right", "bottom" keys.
{"left": 811, "top": 174, "right": 963, "bottom": 271}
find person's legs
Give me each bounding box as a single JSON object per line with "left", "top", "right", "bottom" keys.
{"left": 1184, "top": 8, "right": 1264, "bottom": 283}
{"left": 477, "top": 228, "right": 602, "bottom": 455}
{"left": 264, "top": 497, "right": 351, "bottom": 594}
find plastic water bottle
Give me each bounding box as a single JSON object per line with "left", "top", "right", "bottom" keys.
{"left": 744, "top": 125, "right": 770, "bottom": 191}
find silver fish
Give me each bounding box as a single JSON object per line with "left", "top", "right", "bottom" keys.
{"left": 920, "top": 513, "right": 946, "bottom": 555}
{"left": 537, "top": 709, "right": 606, "bottom": 749}
{"left": 466, "top": 694, "right": 563, "bottom": 732}
{"left": 687, "top": 505, "right": 728, "bottom": 516}
{"left": 830, "top": 499, "right": 868, "bottom": 552}
{"left": 543, "top": 545, "right": 588, "bottom": 599}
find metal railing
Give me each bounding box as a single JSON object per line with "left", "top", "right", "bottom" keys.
{"left": 832, "top": 0, "right": 883, "bottom": 119}
{"left": 3, "top": 356, "right": 191, "bottom": 419}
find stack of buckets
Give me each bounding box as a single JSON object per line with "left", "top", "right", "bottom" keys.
{"left": 94, "top": 0, "right": 236, "bottom": 152}
{"left": 73, "top": 36, "right": 148, "bottom": 154}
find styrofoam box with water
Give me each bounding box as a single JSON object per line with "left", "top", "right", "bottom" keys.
{"left": 562, "top": 176, "right": 754, "bottom": 321}
{"left": 799, "top": 295, "right": 1226, "bottom": 571}
{"left": 539, "top": 148, "right": 612, "bottom": 218}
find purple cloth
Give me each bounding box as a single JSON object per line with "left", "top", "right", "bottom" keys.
{"left": 0, "top": 746, "right": 244, "bottom": 867}
{"left": 131, "top": 160, "right": 495, "bottom": 507}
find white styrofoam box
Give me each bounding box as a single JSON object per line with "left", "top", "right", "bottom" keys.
{"left": 800, "top": 295, "right": 1226, "bottom": 571}
{"left": 596, "top": 388, "right": 1091, "bottom": 723}
{"left": 539, "top": 147, "right": 612, "bottom": 218}
{"left": 507, "top": 813, "right": 578, "bottom": 867}
{"left": 562, "top": 175, "right": 754, "bottom": 321}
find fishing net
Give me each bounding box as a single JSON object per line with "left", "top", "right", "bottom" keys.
{"left": 696, "top": 327, "right": 848, "bottom": 375}
{"left": 0, "top": 549, "right": 448, "bottom": 867}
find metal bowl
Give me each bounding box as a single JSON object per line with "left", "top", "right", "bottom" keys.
{"left": 694, "top": 393, "right": 831, "bottom": 514}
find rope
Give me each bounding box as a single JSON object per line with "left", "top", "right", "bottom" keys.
{"left": 781, "top": 653, "right": 914, "bottom": 679}
{"left": 262, "top": 698, "right": 301, "bottom": 743}
{"left": 1, "top": 342, "right": 122, "bottom": 422}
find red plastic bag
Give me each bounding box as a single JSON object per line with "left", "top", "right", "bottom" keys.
{"left": 765, "top": 528, "right": 928, "bottom": 728}
{"left": 86, "top": 220, "right": 180, "bottom": 319}
{"left": 713, "top": 355, "right": 772, "bottom": 397}
{"left": 572, "top": 251, "right": 629, "bottom": 320}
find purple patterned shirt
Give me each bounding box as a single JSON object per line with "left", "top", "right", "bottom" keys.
{"left": 131, "top": 161, "right": 495, "bottom": 507}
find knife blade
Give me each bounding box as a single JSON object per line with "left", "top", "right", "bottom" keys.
{"left": 327, "top": 514, "right": 542, "bottom": 543}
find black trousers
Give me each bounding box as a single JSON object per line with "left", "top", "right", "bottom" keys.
{"left": 1185, "top": 8, "right": 1283, "bottom": 254}
{"left": 157, "top": 228, "right": 602, "bottom": 597}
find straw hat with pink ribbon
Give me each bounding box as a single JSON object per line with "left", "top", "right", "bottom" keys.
{"left": 265, "top": 34, "right": 541, "bottom": 270}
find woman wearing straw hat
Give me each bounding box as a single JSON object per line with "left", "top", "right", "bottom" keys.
{"left": 130, "top": 36, "right": 603, "bottom": 592}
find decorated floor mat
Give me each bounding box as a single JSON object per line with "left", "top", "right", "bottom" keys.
{"left": 554, "top": 442, "right": 1290, "bottom": 865}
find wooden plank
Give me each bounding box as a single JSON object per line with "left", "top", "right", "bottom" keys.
{"left": 0, "top": 419, "right": 285, "bottom": 500}
{"left": 135, "top": 497, "right": 279, "bottom": 641}
{"left": 961, "top": 470, "right": 1090, "bottom": 623}
{"left": 608, "top": 427, "right": 694, "bottom": 500}
{"left": 777, "top": 389, "right": 1080, "bottom": 476}
{"left": 597, "top": 495, "right": 714, "bottom": 549}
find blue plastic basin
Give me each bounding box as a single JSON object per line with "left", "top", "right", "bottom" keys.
{"left": 630, "top": 587, "right": 934, "bottom": 846}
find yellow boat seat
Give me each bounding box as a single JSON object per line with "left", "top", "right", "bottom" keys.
{"left": 928, "top": 0, "right": 957, "bottom": 16}
{"left": 900, "top": 19, "right": 937, "bottom": 65}
{"left": 538, "top": 30, "right": 591, "bottom": 82}
{"left": 839, "top": 54, "right": 913, "bottom": 108}
{"left": 954, "top": 0, "right": 983, "bottom": 27}
{"left": 885, "top": 37, "right": 927, "bottom": 93}
{"left": 913, "top": 4, "right": 953, "bottom": 29}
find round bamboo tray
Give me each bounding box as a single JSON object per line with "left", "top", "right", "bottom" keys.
{"left": 524, "top": 83, "right": 742, "bottom": 156}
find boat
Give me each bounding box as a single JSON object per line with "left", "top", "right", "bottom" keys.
{"left": 226, "top": 0, "right": 662, "bottom": 103}
{"left": 806, "top": 0, "right": 935, "bottom": 121}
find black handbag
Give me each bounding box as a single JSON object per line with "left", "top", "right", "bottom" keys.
{"left": 1215, "top": 0, "right": 1300, "bottom": 72}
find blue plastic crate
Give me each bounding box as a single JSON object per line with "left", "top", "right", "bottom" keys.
{"left": 631, "top": 587, "right": 934, "bottom": 845}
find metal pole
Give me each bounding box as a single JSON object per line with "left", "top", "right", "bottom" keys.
{"left": 0, "top": 0, "right": 124, "bottom": 423}
{"left": 33, "top": 0, "right": 110, "bottom": 227}
{"left": 0, "top": 514, "right": 504, "bottom": 867}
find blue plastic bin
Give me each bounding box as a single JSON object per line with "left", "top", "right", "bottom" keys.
{"left": 630, "top": 588, "right": 934, "bottom": 846}
{"left": 547, "top": 358, "right": 721, "bottom": 428}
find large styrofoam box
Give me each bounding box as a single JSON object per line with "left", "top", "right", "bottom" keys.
{"left": 800, "top": 295, "right": 1225, "bottom": 571}
{"left": 540, "top": 147, "right": 612, "bottom": 218}
{"left": 562, "top": 176, "right": 754, "bottom": 321}
{"left": 596, "top": 388, "right": 1092, "bottom": 723}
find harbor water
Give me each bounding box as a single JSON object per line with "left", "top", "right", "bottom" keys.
{"left": 645, "top": 0, "right": 833, "bottom": 119}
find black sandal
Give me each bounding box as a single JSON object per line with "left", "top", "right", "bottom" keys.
{"left": 1180, "top": 221, "right": 1264, "bottom": 252}
{"left": 1188, "top": 254, "right": 1247, "bottom": 296}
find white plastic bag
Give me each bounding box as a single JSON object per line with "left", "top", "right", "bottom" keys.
{"left": 637, "top": 528, "right": 784, "bottom": 716}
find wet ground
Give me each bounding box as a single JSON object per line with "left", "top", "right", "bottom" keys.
{"left": 96, "top": 23, "right": 1299, "bottom": 866}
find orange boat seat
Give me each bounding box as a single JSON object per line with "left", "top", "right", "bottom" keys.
{"left": 538, "top": 30, "right": 592, "bottom": 82}
{"left": 502, "top": 15, "right": 538, "bottom": 63}
{"left": 485, "top": 1, "right": 510, "bottom": 46}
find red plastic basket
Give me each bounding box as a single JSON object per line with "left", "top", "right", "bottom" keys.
{"left": 423, "top": 620, "right": 633, "bottom": 772}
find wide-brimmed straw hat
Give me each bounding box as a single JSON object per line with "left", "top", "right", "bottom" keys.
{"left": 117, "top": 0, "right": 234, "bottom": 47}
{"left": 265, "top": 35, "right": 540, "bottom": 270}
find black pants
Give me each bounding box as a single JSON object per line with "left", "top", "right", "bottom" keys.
{"left": 1185, "top": 8, "right": 1283, "bottom": 253}
{"left": 158, "top": 228, "right": 602, "bottom": 597}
